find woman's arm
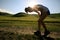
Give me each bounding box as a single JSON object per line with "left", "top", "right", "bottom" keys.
{"left": 34, "top": 10, "right": 41, "bottom": 16}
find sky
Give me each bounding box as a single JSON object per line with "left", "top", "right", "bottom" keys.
{"left": 0, "top": 0, "right": 60, "bottom": 14}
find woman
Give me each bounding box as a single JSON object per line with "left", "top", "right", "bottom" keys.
{"left": 25, "top": 4, "right": 50, "bottom": 37}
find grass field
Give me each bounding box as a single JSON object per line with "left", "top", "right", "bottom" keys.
{"left": 0, "top": 13, "right": 60, "bottom": 40}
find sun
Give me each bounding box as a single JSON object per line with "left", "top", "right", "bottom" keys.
{"left": 28, "top": 2, "right": 37, "bottom": 8}
{"left": 27, "top": 0, "right": 38, "bottom": 8}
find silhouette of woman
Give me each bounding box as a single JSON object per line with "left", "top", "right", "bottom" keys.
{"left": 25, "top": 4, "right": 50, "bottom": 37}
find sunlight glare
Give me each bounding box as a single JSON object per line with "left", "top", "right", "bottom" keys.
{"left": 27, "top": 0, "right": 38, "bottom": 8}
{"left": 28, "top": 12, "right": 37, "bottom": 14}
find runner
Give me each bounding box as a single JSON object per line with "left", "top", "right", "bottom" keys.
{"left": 25, "top": 4, "right": 50, "bottom": 38}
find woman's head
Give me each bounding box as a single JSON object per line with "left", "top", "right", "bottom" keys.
{"left": 25, "top": 7, "right": 33, "bottom": 13}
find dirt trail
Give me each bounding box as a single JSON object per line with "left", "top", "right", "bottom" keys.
{"left": 0, "top": 27, "right": 60, "bottom": 38}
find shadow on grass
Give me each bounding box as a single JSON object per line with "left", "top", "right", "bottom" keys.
{"left": 0, "top": 30, "right": 60, "bottom": 40}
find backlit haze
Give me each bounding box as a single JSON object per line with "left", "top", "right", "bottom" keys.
{"left": 0, "top": 0, "right": 60, "bottom": 14}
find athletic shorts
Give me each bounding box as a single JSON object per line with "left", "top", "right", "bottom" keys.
{"left": 39, "top": 10, "right": 50, "bottom": 21}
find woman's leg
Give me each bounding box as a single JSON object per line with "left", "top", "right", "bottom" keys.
{"left": 38, "top": 19, "right": 48, "bottom": 32}
{"left": 41, "top": 21, "right": 47, "bottom": 31}
{"left": 40, "top": 14, "right": 50, "bottom": 36}
{"left": 38, "top": 19, "right": 41, "bottom": 31}
{"left": 34, "top": 19, "right": 42, "bottom": 36}
{"left": 41, "top": 20, "right": 50, "bottom": 37}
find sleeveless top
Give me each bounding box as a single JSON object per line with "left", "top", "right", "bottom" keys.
{"left": 32, "top": 4, "right": 50, "bottom": 15}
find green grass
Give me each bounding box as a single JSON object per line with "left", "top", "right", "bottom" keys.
{"left": 0, "top": 13, "right": 60, "bottom": 40}
{"left": 0, "top": 14, "right": 60, "bottom": 32}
